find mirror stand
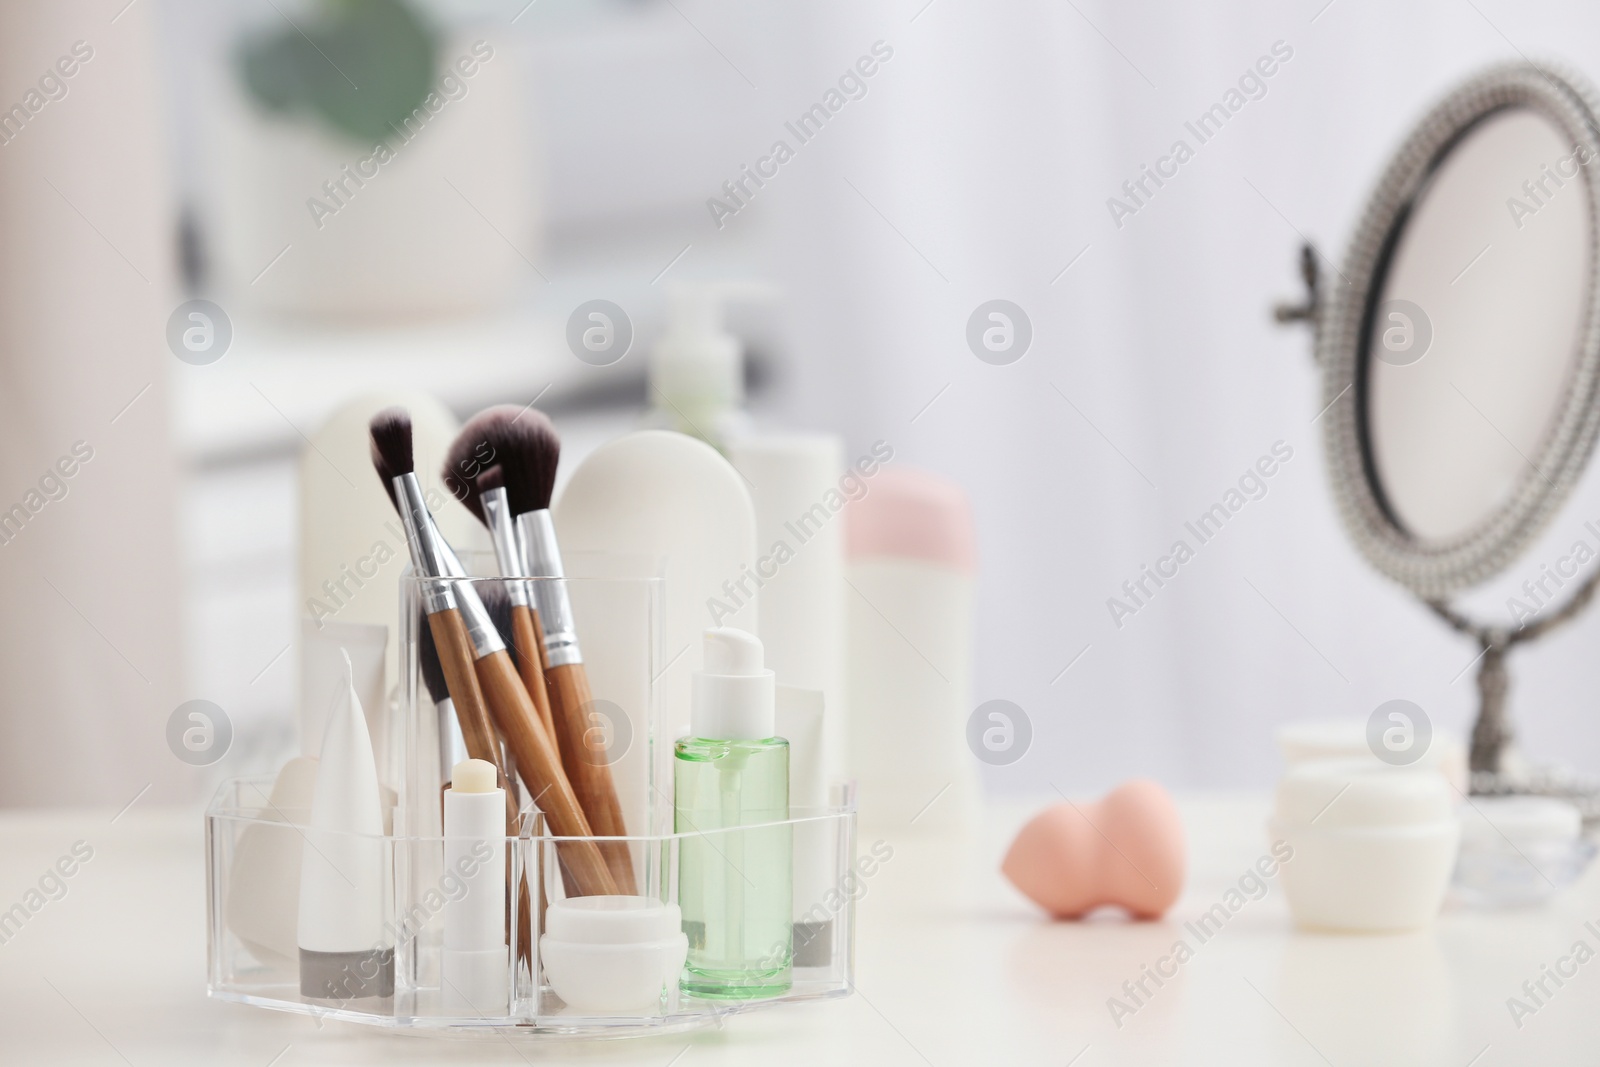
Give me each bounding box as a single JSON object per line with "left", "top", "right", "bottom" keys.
{"left": 1426, "top": 576, "right": 1600, "bottom": 776}
{"left": 1280, "top": 241, "right": 1600, "bottom": 815}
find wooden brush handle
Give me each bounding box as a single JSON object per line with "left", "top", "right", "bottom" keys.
{"left": 530, "top": 609, "right": 552, "bottom": 673}
{"left": 427, "top": 609, "right": 518, "bottom": 829}
{"left": 474, "top": 649, "right": 617, "bottom": 897}
{"left": 510, "top": 604, "right": 556, "bottom": 740}
{"left": 546, "top": 661, "right": 636, "bottom": 889}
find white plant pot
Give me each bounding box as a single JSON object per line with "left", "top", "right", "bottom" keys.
{"left": 205, "top": 28, "right": 537, "bottom": 321}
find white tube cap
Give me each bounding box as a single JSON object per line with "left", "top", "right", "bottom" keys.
{"left": 690, "top": 628, "right": 775, "bottom": 740}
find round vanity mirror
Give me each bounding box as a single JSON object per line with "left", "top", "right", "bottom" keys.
{"left": 1295, "top": 63, "right": 1600, "bottom": 784}
{"left": 1368, "top": 109, "right": 1592, "bottom": 549}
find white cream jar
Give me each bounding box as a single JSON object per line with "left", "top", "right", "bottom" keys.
{"left": 540, "top": 896, "right": 688, "bottom": 1013}
{"left": 1272, "top": 758, "right": 1460, "bottom": 932}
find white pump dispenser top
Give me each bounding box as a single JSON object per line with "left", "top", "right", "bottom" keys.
{"left": 690, "top": 627, "right": 776, "bottom": 740}
{"left": 650, "top": 284, "right": 742, "bottom": 422}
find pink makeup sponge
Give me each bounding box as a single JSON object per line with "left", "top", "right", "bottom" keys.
{"left": 1002, "top": 780, "right": 1185, "bottom": 919}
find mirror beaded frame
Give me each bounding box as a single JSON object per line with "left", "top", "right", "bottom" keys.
{"left": 1319, "top": 63, "right": 1600, "bottom": 598}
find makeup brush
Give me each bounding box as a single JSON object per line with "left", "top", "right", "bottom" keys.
{"left": 418, "top": 608, "right": 466, "bottom": 785}
{"left": 441, "top": 424, "right": 557, "bottom": 743}
{"left": 373, "top": 413, "right": 507, "bottom": 796}
{"left": 448, "top": 406, "right": 635, "bottom": 889}
{"left": 474, "top": 578, "right": 544, "bottom": 792}
{"left": 475, "top": 579, "right": 516, "bottom": 669}
{"left": 371, "top": 408, "right": 616, "bottom": 897}
{"left": 420, "top": 608, "right": 517, "bottom": 809}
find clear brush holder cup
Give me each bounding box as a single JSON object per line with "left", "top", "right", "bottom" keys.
{"left": 206, "top": 557, "right": 856, "bottom": 1036}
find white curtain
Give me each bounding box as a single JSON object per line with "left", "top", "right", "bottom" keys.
{"left": 741, "top": 0, "right": 1600, "bottom": 792}
{"left": 0, "top": 1, "right": 184, "bottom": 807}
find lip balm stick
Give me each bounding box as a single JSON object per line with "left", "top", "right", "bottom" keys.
{"left": 299, "top": 651, "right": 393, "bottom": 1000}
{"left": 443, "top": 759, "right": 509, "bottom": 1015}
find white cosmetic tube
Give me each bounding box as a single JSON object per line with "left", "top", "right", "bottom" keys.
{"left": 300, "top": 618, "right": 387, "bottom": 762}
{"left": 299, "top": 651, "right": 393, "bottom": 999}
{"left": 443, "top": 759, "right": 508, "bottom": 1015}
{"left": 776, "top": 686, "right": 833, "bottom": 966}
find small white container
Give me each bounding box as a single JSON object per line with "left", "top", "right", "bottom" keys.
{"left": 1454, "top": 795, "right": 1595, "bottom": 908}
{"left": 1276, "top": 719, "right": 1469, "bottom": 794}
{"left": 1271, "top": 759, "right": 1460, "bottom": 932}
{"left": 540, "top": 896, "right": 687, "bottom": 1014}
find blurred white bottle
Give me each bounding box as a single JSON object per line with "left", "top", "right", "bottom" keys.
{"left": 728, "top": 434, "right": 847, "bottom": 780}
{"left": 643, "top": 282, "right": 777, "bottom": 451}
{"left": 844, "top": 467, "right": 978, "bottom": 835}
{"left": 298, "top": 391, "right": 487, "bottom": 732}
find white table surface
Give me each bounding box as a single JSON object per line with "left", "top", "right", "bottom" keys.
{"left": 2, "top": 795, "right": 1596, "bottom": 1066}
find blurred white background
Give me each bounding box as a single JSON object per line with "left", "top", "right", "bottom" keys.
{"left": 5, "top": 0, "right": 1600, "bottom": 804}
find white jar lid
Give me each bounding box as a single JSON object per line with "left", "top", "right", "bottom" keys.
{"left": 1275, "top": 758, "right": 1453, "bottom": 829}
{"left": 1460, "top": 796, "right": 1582, "bottom": 846}
{"left": 1276, "top": 720, "right": 1375, "bottom": 763}
{"left": 544, "top": 896, "right": 682, "bottom": 946}
{"left": 1276, "top": 719, "right": 1463, "bottom": 771}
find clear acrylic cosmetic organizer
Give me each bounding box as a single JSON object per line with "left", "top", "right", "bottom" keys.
{"left": 206, "top": 560, "right": 857, "bottom": 1036}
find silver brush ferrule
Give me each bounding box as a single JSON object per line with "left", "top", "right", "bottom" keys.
{"left": 481, "top": 487, "right": 531, "bottom": 609}
{"left": 517, "top": 509, "right": 582, "bottom": 668}
{"left": 438, "top": 539, "right": 507, "bottom": 660}
{"left": 395, "top": 473, "right": 456, "bottom": 615}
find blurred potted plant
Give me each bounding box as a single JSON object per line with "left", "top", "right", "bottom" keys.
{"left": 206, "top": 0, "right": 538, "bottom": 320}
{"left": 237, "top": 0, "right": 438, "bottom": 145}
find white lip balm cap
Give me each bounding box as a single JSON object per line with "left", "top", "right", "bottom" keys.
{"left": 453, "top": 758, "right": 498, "bottom": 794}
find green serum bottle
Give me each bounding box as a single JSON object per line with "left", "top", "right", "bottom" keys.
{"left": 675, "top": 627, "right": 792, "bottom": 999}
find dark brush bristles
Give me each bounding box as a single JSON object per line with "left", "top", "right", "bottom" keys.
{"left": 368, "top": 407, "right": 415, "bottom": 510}
{"left": 416, "top": 610, "right": 450, "bottom": 707}
{"left": 442, "top": 405, "right": 560, "bottom": 519}
{"left": 475, "top": 581, "right": 519, "bottom": 672}
{"left": 476, "top": 464, "right": 504, "bottom": 496}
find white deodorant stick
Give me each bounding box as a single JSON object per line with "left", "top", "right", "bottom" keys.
{"left": 442, "top": 758, "right": 508, "bottom": 1015}
{"left": 844, "top": 466, "right": 979, "bottom": 834}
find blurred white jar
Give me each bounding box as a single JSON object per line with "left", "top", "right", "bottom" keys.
{"left": 200, "top": 3, "right": 537, "bottom": 320}
{"left": 1272, "top": 759, "right": 1460, "bottom": 932}
{"left": 1277, "top": 718, "right": 1468, "bottom": 794}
